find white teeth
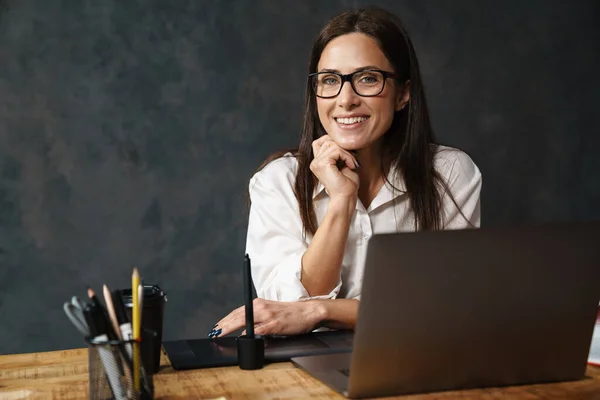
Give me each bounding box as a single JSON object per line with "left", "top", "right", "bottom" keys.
{"left": 336, "top": 116, "right": 368, "bottom": 125}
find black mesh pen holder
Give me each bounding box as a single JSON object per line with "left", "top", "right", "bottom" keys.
{"left": 87, "top": 329, "right": 157, "bottom": 400}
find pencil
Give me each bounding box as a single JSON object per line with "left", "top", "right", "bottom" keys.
{"left": 103, "top": 283, "right": 134, "bottom": 398}
{"left": 87, "top": 286, "right": 118, "bottom": 341}
{"left": 132, "top": 267, "right": 141, "bottom": 392}
{"left": 103, "top": 284, "right": 123, "bottom": 341}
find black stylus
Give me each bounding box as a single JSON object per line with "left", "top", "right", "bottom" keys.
{"left": 237, "top": 253, "right": 264, "bottom": 370}
{"left": 243, "top": 253, "right": 254, "bottom": 338}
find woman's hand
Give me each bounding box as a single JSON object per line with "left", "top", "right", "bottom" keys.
{"left": 209, "top": 299, "right": 325, "bottom": 338}
{"left": 310, "top": 135, "right": 360, "bottom": 200}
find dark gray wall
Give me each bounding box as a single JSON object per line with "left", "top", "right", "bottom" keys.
{"left": 1, "top": 0, "right": 598, "bottom": 354}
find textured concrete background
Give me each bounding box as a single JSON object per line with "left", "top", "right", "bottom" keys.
{"left": 0, "top": 0, "right": 598, "bottom": 354}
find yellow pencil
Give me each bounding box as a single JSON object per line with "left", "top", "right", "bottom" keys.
{"left": 132, "top": 267, "right": 141, "bottom": 392}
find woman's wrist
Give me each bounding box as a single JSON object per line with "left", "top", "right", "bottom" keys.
{"left": 305, "top": 299, "right": 329, "bottom": 329}
{"left": 327, "top": 195, "right": 357, "bottom": 219}
{"left": 303, "top": 298, "right": 359, "bottom": 331}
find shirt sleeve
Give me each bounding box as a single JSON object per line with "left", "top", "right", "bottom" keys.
{"left": 245, "top": 162, "right": 341, "bottom": 302}
{"left": 437, "top": 149, "right": 482, "bottom": 229}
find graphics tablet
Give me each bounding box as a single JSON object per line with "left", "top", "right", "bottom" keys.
{"left": 163, "top": 329, "right": 353, "bottom": 370}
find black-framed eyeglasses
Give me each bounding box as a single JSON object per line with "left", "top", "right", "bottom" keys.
{"left": 309, "top": 69, "right": 397, "bottom": 98}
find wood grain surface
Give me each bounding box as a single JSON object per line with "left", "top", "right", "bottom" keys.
{"left": 1, "top": 348, "right": 599, "bottom": 399}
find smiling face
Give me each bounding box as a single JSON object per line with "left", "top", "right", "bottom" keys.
{"left": 315, "top": 32, "right": 407, "bottom": 151}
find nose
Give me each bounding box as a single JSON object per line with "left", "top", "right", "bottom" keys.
{"left": 336, "top": 81, "right": 360, "bottom": 109}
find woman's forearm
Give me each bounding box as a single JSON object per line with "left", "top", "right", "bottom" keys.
{"left": 312, "top": 298, "right": 360, "bottom": 330}
{"left": 300, "top": 196, "right": 356, "bottom": 296}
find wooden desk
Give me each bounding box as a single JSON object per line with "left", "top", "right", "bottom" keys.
{"left": 1, "top": 348, "right": 599, "bottom": 399}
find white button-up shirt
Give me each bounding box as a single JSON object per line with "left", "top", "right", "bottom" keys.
{"left": 245, "top": 145, "right": 482, "bottom": 302}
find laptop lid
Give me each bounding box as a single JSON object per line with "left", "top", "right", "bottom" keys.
{"left": 347, "top": 221, "right": 600, "bottom": 398}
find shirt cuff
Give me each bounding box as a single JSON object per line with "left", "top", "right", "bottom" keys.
{"left": 257, "top": 252, "right": 342, "bottom": 302}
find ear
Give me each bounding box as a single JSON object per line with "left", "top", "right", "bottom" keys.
{"left": 395, "top": 80, "right": 411, "bottom": 112}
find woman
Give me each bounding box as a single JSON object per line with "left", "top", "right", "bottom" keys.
{"left": 208, "top": 6, "right": 481, "bottom": 338}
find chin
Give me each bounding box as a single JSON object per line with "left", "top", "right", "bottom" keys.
{"left": 329, "top": 134, "right": 366, "bottom": 151}
{"left": 341, "top": 143, "right": 363, "bottom": 151}
{"left": 329, "top": 138, "right": 358, "bottom": 150}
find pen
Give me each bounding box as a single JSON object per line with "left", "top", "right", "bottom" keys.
{"left": 111, "top": 289, "right": 133, "bottom": 359}
{"left": 111, "top": 289, "right": 130, "bottom": 324}
{"left": 138, "top": 283, "right": 144, "bottom": 329}
{"left": 244, "top": 254, "right": 254, "bottom": 338}
{"left": 88, "top": 286, "right": 118, "bottom": 341}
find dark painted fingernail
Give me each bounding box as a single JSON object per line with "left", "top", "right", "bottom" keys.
{"left": 213, "top": 328, "right": 222, "bottom": 337}
{"left": 213, "top": 323, "right": 219, "bottom": 328}
{"left": 208, "top": 329, "right": 217, "bottom": 337}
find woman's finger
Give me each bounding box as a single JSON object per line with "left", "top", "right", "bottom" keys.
{"left": 312, "top": 135, "right": 334, "bottom": 158}
{"left": 212, "top": 299, "right": 274, "bottom": 338}
{"left": 312, "top": 134, "right": 332, "bottom": 147}
{"left": 313, "top": 138, "right": 358, "bottom": 167}
{"left": 240, "top": 321, "right": 266, "bottom": 337}
{"left": 212, "top": 305, "right": 245, "bottom": 337}
{"left": 254, "top": 319, "right": 278, "bottom": 336}
{"left": 318, "top": 145, "right": 359, "bottom": 170}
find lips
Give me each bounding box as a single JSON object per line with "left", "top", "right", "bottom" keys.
{"left": 335, "top": 116, "right": 368, "bottom": 125}
{"left": 334, "top": 116, "right": 370, "bottom": 129}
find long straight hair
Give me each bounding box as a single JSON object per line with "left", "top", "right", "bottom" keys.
{"left": 259, "top": 7, "right": 450, "bottom": 236}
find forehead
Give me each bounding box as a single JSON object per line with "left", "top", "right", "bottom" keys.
{"left": 317, "top": 32, "right": 393, "bottom": 73}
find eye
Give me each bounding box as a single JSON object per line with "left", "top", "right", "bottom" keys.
{"left": 361, "top": 75, "right": 378, "bottom": 83}
{"left": 357, "top": 73, "right": 381, "bottom": 84}
{"left": 354, "top": 71, "right": 383, "bottom": 85}
{"left": 321, "top": 75, "right": 340, "bottom": 85}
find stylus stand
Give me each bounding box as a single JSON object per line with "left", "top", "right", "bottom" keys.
{"left": 236, "top": 334, "right": 265, "bottom": 370}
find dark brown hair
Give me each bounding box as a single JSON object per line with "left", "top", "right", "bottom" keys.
{"left": 258, "top": 7, "right": 454, "bottom": 236}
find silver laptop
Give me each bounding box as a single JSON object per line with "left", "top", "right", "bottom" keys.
{"left": 291, "top": 221, "right": 600, "bottom": 398}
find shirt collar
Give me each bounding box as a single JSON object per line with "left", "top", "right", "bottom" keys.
{"left": 312, "top": 166, "right": 407, "bottom": 211}
{"left": 313, "top": 180, "right": 326, "bottom": 199}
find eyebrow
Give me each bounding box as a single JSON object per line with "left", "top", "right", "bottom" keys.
{"left": 318, "top": 65, "right": 382, "bottom": 74}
